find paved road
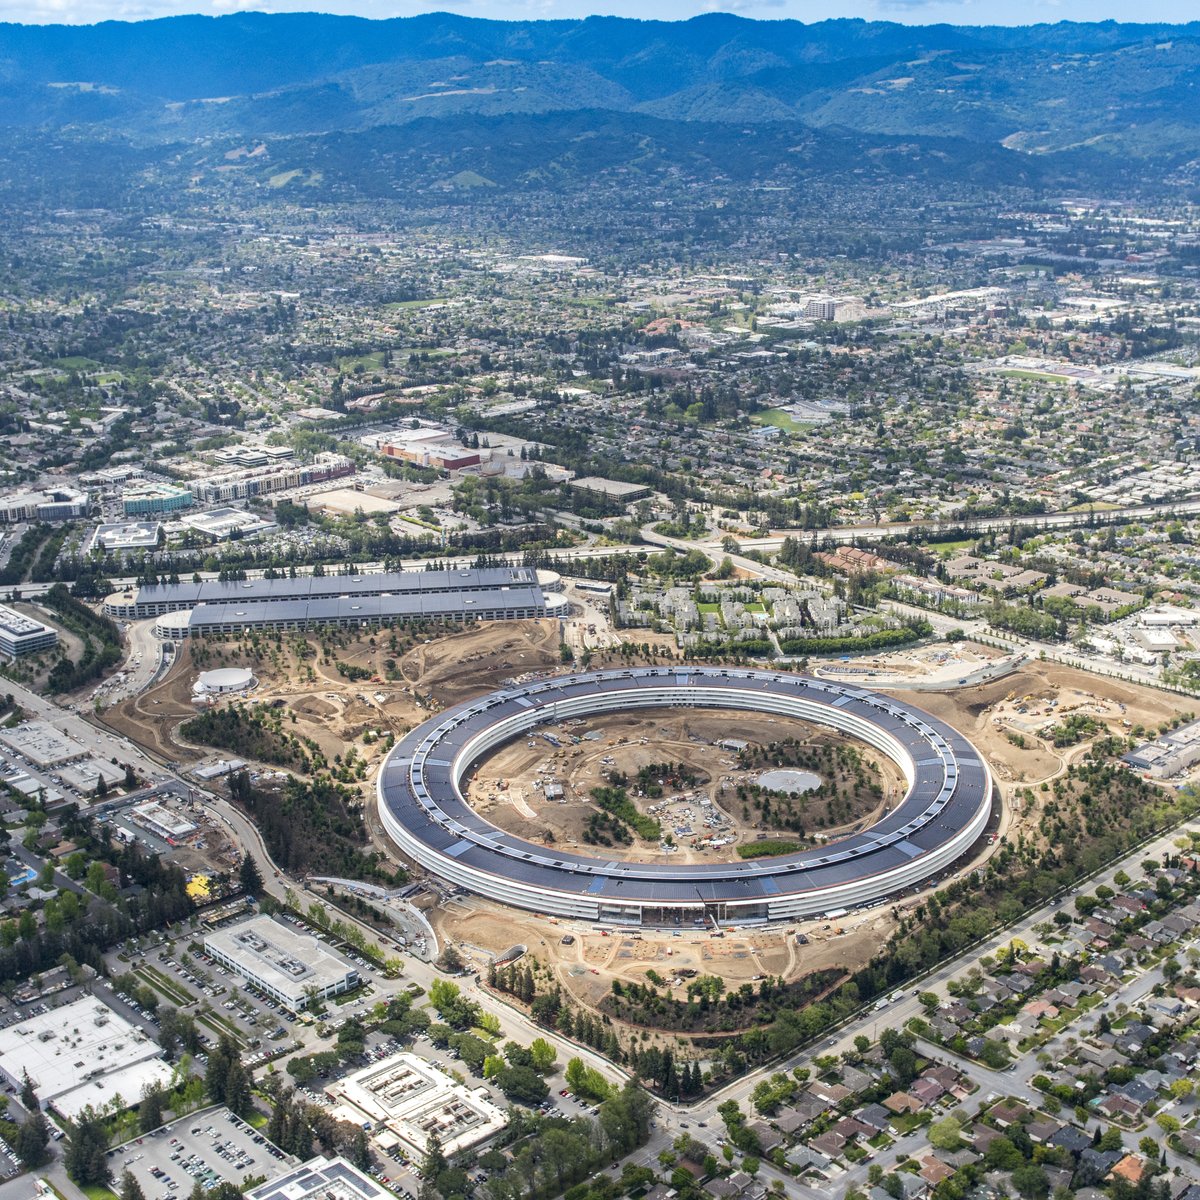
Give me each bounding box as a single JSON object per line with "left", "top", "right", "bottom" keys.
{"left": 0, "top": 543, "right": 655, "bottom": 601}
{"left": 647, "top": 817, "right": 1197, "bottom": 1140}
{"left": 727, "top": 496, "right": 1200, "bottom": 553}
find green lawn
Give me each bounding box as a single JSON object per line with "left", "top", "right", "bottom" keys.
{"left": 750, "top": 409, "right": 812, "bottom": 434}
{"left": 197, "top": 1011, "right": 246, "bottom": 1046}
{"left": 136, "top": 963, "right": 195, "bottom": 1006}
{"left": 336, "top": 351, "right": 387, "bottom": 373}
{"left": 996, "top": 368, "right": 1063, "bottom": 381}
{"left": 926, "top": 538, "right": 977, "bottom": 555}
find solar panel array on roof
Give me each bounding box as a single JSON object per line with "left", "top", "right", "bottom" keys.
{"left": 377, "top": 667, "right": 991, "bottom": 919}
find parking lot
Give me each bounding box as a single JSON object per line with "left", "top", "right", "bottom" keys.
{"left": 107, "top": 920, "right": 401, "bottom": 1066}
{"left": 110, "top": 937, "right": 307, "bottom": 1049}
{"left": 108, "top": 1105, "right": 289, "bottom": 1197}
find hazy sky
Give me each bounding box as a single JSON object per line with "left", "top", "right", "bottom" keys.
{"left": 5, "top": 0, "right": 1199, "bottom": 30}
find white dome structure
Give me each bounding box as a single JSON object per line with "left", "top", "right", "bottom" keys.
{"left": 193, "top": 667, "right": 256, "bottom": 698}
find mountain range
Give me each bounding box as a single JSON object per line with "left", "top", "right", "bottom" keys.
{"left": 1, "top": 13, "right": 1198, "bottom": 197}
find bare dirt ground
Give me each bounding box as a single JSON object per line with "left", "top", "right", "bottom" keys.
{"left": 101, "top": 622, "right": 1191, "bottom": 1039}
{"left": 815, "top": 640, "right": 1006, "bottom": 687}
{"left": 435, "top": 894, "right": 886, "bottom": 1048}
{"left": 433, "top": 658, "right": 1191, "bottom": 1027}
{"left": 98, "top": 618, "right": 564, "bottom": 767}
{"left": 465, "top": 709, "right": 904, "bottom": 865}
{"left": 892, "top": 659, "right": 1180, "bottom": 790}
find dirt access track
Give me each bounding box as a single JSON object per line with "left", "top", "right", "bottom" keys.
{"left": 465, "top": 708, "right": 903, "bottom": 865}
{"left": 430, "top": 656, "right": 1191, "bottom": 1034}
{"left": 97, "top": 618, "right": 565, "bottom": 767}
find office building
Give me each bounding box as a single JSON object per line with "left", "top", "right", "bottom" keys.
{"left": 0, "top": 487, "right": 89, "bottom": 523}
{"left": 0, "top": 998, "right": 173, "bottom": 1119}
{"left": 327, "top": 1052, "right": 507, "bottom": 1161}
{"left": 192, "top": 453, "right": 353, "bottom": 505}
{"left": 0, "top": 606, "right": 57, "bottom": 658}
{"left": 1123, "top": 718, "right": 1200, "bottom": 778}
{"left": 245, "top": 1156, "right": 389, "bottom": 1200}
{"left": 106, "top": 565, "right": 545, "bottom": 619}
{"left": 89, "top": 521, "right": 162, "bottom": 554}
{"left": 123, "top": 481, "right": 194, "bottom": 516}
{"left": 204, "top": 916, "right": 360, "bottom": 1012}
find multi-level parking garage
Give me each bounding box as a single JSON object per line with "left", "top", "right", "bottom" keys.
{"left": 377, "top": 667, "right": 992, "bottom": 926}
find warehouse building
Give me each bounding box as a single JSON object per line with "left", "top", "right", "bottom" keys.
{"left": 204, "top": 916, "right": 360, "bottom": 1012}
{"left": 0, "top": 606, "right": 57, "bottom": 658}
{"left": 0, "top": 998, "right": 174, "bottom": 1119}
{"left": 130, "top": 800, "right": 198, "bottom": 844}
{"left": 107, "top": 565, "right": 545, "bottom": 619}
{"left": 0, "top": 721, "right": 89, "bottom": 767}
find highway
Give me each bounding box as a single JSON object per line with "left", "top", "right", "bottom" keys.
{"left": 11, "top": 494, "right": 1196, "bottom": 607}
{"left": 723, "top": 495, "right": 1200, "bottom": 553}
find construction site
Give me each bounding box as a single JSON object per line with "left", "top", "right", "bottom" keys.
{"left": 93, "top": 617, "right": 1197, "bottom": 1037}
{"left": 463, "top": 709, "right": 902, "bottom": 865}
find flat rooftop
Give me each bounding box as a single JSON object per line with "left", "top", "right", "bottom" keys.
{"left": 569, "top": 476, "right": 651, "bottom": 498}
{"left": 186, "top": 587, "right": 544, "bottom": 629}
{"left": 0, "top": 605, "right": 55, "bottom": 639}
{"left": 245, "top": 1155, "right": 390, "bottom": 1200}
{"left": 327, "top": 1051, "right": 507, "bottom": 1159}
{"left": 0, "top": 997, "right": 171, "bottom": 1118}
{"left": 205, "top": 916, "right": 358, "bottom": 1003}
{"left": 129, "top": 565, "right": 540, "bottom": 609}
{"left": 0, "top": 721, "right": 89, "bottom": 767}
{"left": 131, "top": 800, "right": 198, "bottom": 839}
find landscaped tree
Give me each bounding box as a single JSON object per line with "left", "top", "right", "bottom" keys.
{"left": 15, "top": 1111, "right": 50, "bottom": 1169}
{"left": 422, "top": 1132, "right": 447, "bottom": 1187}
{"left": 64, "top": 1108, "right": 112, "bottom": 1187}
{"left": 205, "top": 1033, "right": 242, "bottom": 1106}
{"left": 139, "top": 1084, "right": 165, "bottom": 1133}
{"left": 351, "top": 1127, "right": 371, "bottom": 1172}
{"left": 119, "top": 1170, "right": 147, "bottom": 1200}
{"left": 529, "top": 1037, "right": 557, "bottom": 1072}
{"left": 224, "top": 1059, "right": 252, "bottom": 1119}
{"left": 437, "top": 944, "right": 464, "bottom": 973}
{"left": 929, "top": 1116, "right": 964, "bottom": 1152}
{"left": 1010, "top": 1163, "right": 1050, "bottom": 1199}
{"left": 239, "top": 853, "right": 264, "bottom": 897}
